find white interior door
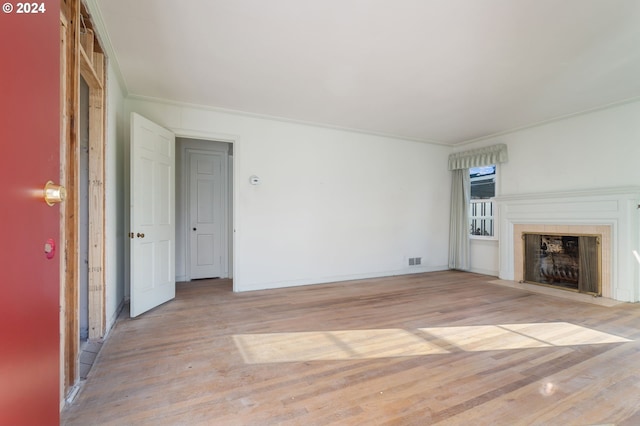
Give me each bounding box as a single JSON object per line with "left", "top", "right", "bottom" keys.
{"left": 189, "top": 151, "right": 223, "bottom": 279}
{"left": 130, "top": 113, "right": 176, "bottom": 317}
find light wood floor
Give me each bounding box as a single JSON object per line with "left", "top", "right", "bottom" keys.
{"left": 61, "top": 271, "right": 640, "bottom": 425}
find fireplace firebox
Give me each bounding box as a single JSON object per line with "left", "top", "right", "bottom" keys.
{"left": 523, "top": 233, "right": 600, "bottom": 295}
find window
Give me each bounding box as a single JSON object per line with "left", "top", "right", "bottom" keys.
{"left": 470, "top": 165, "right": 495, "bottom": 237}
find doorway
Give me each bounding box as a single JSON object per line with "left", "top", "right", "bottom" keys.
{"left": 176, "top": 138, "right": 233, "bottom": 282}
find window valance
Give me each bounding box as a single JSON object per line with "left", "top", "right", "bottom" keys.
{"left": 448, "top": 144, "right": 508, "bottom": 170}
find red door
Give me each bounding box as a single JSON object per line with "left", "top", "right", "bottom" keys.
{"left": 0, "top": 3, "right": 61, "bottom": 424}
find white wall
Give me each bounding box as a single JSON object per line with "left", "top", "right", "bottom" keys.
{"left": 104, "top": 63, "right": 126, "bottom": 332}
{"left": 459, "top": 100, "right": 640, "bottom": 283}
{"left": 461, "top": 100, "right": 640, "bottom": 194}
{"left": 124, "top": 98, "right": 452, "bottom": 292}
{"left": 470, "top": 239, "right": 499, "bottom": 276}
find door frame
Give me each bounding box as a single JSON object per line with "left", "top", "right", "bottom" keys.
{"left": 175, "top": 132, "right": 235, "bottom": 284}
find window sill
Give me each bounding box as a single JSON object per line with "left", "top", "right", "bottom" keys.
{"left": 470, "top": 235, "right": 498, "bottom": 242}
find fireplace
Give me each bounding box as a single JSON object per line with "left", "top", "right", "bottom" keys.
{"left": 522, "top": 233, "right": 600, "bottom": 295}
{"left": 497, "top": 187, "right": 640, "bottom": 302}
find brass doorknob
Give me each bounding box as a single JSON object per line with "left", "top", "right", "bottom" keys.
{"left": 137, "top": 233, "right": 145, "bottom": 238}
{"left": 44, "top": 181, "right": 66, "bottom": 206}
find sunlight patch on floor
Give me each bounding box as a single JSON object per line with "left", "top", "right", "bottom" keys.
{"left": 421, "top": 322, "right": 631, "bottom": 352}
{"left": 233, "top": 322, "right": 631, "bottom": 364}
{"left": 422, "top": 325, "right": 550, "bottom": 351}
{"left": 234, "top": 329, "right": 449, "bottom": 364}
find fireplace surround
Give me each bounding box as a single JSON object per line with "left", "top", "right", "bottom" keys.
{"left": 496, "top": 187, "right": 640, "bottom": 302}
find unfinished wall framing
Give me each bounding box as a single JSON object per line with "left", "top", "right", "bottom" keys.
{"left": 60, "top": 0, "right": 107, "bottom": 402}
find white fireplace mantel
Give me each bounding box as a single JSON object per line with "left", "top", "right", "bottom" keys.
{"left": 495, "top": 187, "right": 640, "bottom": 302}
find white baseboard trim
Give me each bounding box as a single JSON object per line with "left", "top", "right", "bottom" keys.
{"left": 469, "top": 268, "right": 499, "bottom": 277}
{"left": 235, "top": 265, "right": 450, "bottom": 292}
{"left": 104, "top": 298, "right": 125, "bottom": 340}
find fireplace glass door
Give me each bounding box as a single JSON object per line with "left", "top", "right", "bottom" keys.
{"left": 523, "top": 233, "right": 600, "bottom": 295}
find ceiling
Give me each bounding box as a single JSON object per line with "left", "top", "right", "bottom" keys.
{"left": 92, "top": 0, "right": 640, "bottom": 145}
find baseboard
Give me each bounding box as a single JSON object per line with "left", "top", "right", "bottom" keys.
{"left": 104, "top": 299, "right": 125, "bottom": 340}
{"left": 469, "top": 268, "right": 499, "bottom": 277}
{"left": 65, "top": 383, "right": 82, "bottom": 406}
{"left": 235, "top": 265, "right": 450, "bottom": 292}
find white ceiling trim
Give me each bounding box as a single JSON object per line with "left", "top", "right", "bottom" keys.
{"left": 126, "top": 94, "right": 451, "bottom": 146}
{"left": 456, "top": 95, "right": 640, "bottom": 147}
{"left": 128, "top": 92, "right": 640, "bottom": 148}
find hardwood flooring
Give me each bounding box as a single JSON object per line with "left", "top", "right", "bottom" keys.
{"left": 61, "top": 271, "right": 640, "bottom": 425}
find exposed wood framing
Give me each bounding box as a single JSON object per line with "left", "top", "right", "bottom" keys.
{"left": 60, "top": 0, "right": 107, "bottom": 399}
{"left": 79, "top": 28, "right": 94, "bottom": 58}
{"left": 85, "top": 49, "right": 105, "bottom": 339}
{"left": 79, "top": 47, "right": 101, "bottom": 88}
